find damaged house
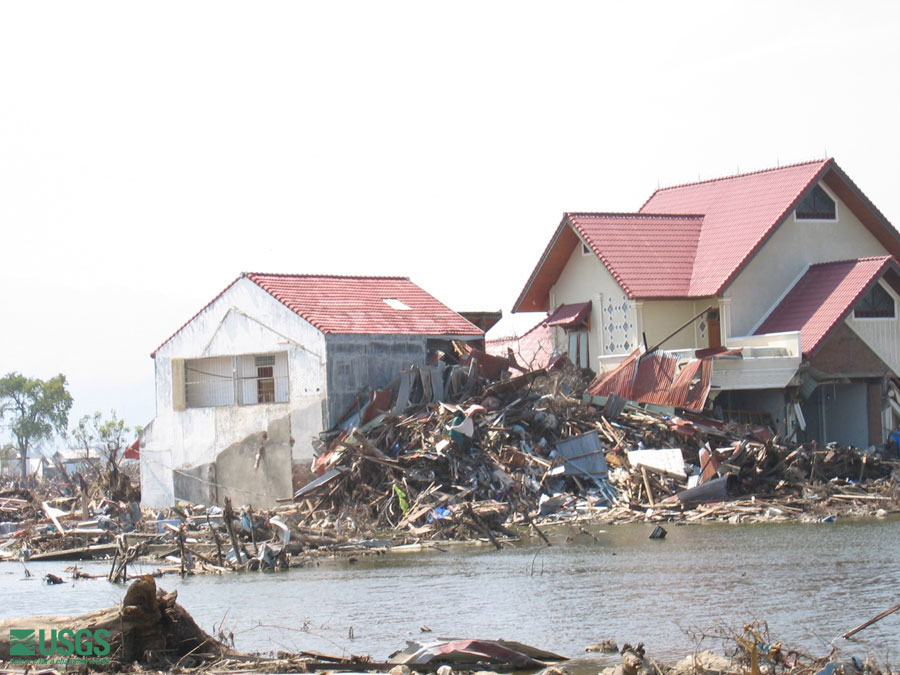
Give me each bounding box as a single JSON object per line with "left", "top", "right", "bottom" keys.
{"left": 514, "top": 158, "right": 900, "bottom": 449}
{"left": 140, "top": 273, "right": 482, "bottom": 508}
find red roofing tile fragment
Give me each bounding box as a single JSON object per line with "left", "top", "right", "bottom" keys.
{"left": 754, "top": 256, "right": 896, "bottom": 355}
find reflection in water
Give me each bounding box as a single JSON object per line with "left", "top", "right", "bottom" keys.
{"left": 1, "top": 518, "right": 899, "bottom": 663}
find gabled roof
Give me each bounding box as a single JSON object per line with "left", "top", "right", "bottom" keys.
{"left": 514, "top": 213, "right": 705, "bottom": 311}
{"left": 246, "top": 273, "right": 481, "bottom": 336}
{"left": 640, "top": 158, "right": 832, "bottom": 296}
{"left": 153, "top": 273, "right": 482, "bottom": 356}
{"left": 514, "top": 158, "right": 900, "bottom": 311}
{"left": 573, "top": 213, "right": 705, "bottom": 298}
{"left": 754, "top": 256, "right": 899, "bottom": 355}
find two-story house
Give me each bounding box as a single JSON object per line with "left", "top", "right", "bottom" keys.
{"left": 513, "top": 159, "right": 900, "bottom": 449}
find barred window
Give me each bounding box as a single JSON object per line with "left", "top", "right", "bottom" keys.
{"left": 184, "top": 352, "right": 289, "bottom": 408}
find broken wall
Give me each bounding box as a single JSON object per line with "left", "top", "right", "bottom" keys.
{"left": 324, "top": 334, "right": 426, "bottom": 425}
{"left": 215, "top": 415, "right": 293, "bottom": 508}
{"left": 141, "top": 277, "right": 328, "bottom": 507}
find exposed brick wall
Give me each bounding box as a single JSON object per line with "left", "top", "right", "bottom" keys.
{"left": 809, "top": 323, "right": 893, "bottom": 376}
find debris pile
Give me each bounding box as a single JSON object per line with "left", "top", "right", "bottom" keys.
{"left": 2, "top": 356, "right": 900, "bottom": 570}
{"left": 287, "top": 359, "right": 900, "bottom": 544}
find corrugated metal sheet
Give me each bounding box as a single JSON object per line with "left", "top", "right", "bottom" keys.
{"left": 555, "top": 431, "right": 608, "bottom": 481}
{"left": 587, "top": 351, "right": 712, "bottom": 411}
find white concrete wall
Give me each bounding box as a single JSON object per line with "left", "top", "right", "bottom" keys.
{"left": 845, "top": 281, "right": 900, "bottom": 376}
{"left": 726, "top": 182, "right": 890, "bottom": 337}
{"left": 141, "top": 277, "right": 328, "bottom": 507}
{"left": 550, "top": 238, "right": 635, "bottom": 365}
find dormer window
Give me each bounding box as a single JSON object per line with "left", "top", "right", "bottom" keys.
{"left": 854, "top": 283, "right": 895, "bottom": 319}
{"left": 795, "top": 185, "right": 837, "bottom": 221}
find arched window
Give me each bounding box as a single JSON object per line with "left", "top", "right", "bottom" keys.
{"left": 854, "top": 283, "right": 895, "bottom": 319}
{"left": 795, "top": 185, "right": 836, "bottom": 220}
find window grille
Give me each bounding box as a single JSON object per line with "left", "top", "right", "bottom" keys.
{"left": 184, "top": 353, "right": 289, "bottom": 408}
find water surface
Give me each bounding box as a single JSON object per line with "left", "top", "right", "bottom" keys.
{"left": 2, "top": 519, "right": 898, "bottom": 664}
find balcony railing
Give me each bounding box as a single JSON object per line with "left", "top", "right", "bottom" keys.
{"left": 595, "top": 330, "right": 802, "bottom": 391}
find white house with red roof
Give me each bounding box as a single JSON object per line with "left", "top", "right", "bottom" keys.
{"left": 514, "top": 158, "right": 900, "bottom": 449}
{"left": 140, "top": 273, "right": 482, "bottom": 507}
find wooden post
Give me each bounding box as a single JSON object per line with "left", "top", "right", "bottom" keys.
{"left": 463, "top": 504, "right": 502, "bottom": 550}
{"left": 177, "top": 526, "right": 187, "bottom": 577}
{"left": 519, "top": 508, "right": 551, "bottom": 546}
{"left": 223, "top": 498, "right": 243, "bottom": 565}
{"left": 641, "top": 466, "right": 656, "bottom": 507}
{"left": 247, "top": 506, "right": 258, "bottom": 555}
{"left": 207, "top": 513, "right": 224, "bottom": 566}
{"left": 842, "top": 604, "right": 900, "bottom": 639}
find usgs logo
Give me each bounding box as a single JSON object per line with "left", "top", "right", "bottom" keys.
{"left": 10, "top": 628, "right": 111, "bottom": 658}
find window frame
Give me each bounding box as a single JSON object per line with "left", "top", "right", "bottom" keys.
{"left": 852, "top": 281, "right": 897, "bottom": 321}
{"left": 793, "top": 184, "right": 839, "bottom": 223}
{"left": 183, "top": 352, "right": 289, "bottom": 409}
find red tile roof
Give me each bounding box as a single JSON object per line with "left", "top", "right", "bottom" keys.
{"left": 153, "top": 273, "right": 481, "bottom": 356}
{"left": 246, "top": 273, "right": 482, "bottom": 336}
{"left": 639, "top": 159, "right": 831, "bottom": 297}
{"left": 754, "top": 256, "right": 897, "bottom": 355}
{"left": 514, "top": 159, "right": 892, "bottom": 310}
{"left": 571, "top": 213, "right": 704, "bottom": 297}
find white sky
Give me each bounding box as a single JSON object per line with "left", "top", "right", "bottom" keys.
{"left": 2, "top": 1, "right": 900, "bottom": 440}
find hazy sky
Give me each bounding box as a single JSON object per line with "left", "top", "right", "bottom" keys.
{"left": 2, "top": 2, "right": 899, "bottom": 443}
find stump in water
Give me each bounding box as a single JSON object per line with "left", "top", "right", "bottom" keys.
{"left": 0, "top": 574, "right": 239, "bottom": 668}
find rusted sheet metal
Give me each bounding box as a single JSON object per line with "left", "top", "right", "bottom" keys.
{"left": 587, "top": 351, "right": 712, "bottom": 411}
{"left": 632, "top": 353, "right": 678, "bottom": 404}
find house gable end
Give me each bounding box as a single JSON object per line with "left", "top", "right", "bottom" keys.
{"left": 152, "top": 277, "right": 326, "bottom": 361}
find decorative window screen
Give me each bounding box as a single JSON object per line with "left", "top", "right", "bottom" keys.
{"left": 795, "top": 185, "right": 836, "bottom": 220}
{"left": 854, "top": 283, "right": 895, "bottom": 319}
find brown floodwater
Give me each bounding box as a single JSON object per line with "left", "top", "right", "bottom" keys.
{"left": 1, "top": 518, "right": 899, "bottom": 666}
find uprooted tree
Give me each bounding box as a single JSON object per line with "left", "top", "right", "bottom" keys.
{"left": 71, "top": 410, "right": 141, "bottom": 501}
{"left": 0, "top": 372, "right": 73, "bottom": 479}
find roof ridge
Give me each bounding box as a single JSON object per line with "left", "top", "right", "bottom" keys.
{"left": 650, "top": 158, "right": 831, "bottom": 195}
{"left": 566, "top": 212, "right": 705, "bottom": 220}
{"left": 244, "top": 272, "right": 411, "bottom": 281}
